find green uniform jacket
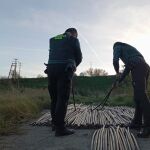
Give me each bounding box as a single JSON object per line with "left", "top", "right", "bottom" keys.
{"left": 48, "top": 33, "right": 82, "bottom": 67}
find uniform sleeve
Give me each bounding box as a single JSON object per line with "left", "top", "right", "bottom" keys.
{"left": 73, "top": 39, "right": 82, "bottom": 66}
{"left": 113, "top": 45, "right": 121, "bottom": 74}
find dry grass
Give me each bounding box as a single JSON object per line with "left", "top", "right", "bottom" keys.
{"left": 0, "top": 88, "right": 50, "bottom": 135}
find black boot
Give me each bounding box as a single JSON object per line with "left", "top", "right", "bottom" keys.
{"left": 137, "top": 128, "right": 150, "bottom": 138}
{"left": 55, "top": 127, "right": 75, "bottom": 137}
{"left": 52, "top": 124, "right": 55, "bottom": 131}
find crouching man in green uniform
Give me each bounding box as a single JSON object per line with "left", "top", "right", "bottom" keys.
{"left": 113, "top": 42, "right": 150, "bottom": 138}
{"left": 47, "top": 28, "right": 82, "bottom": 136}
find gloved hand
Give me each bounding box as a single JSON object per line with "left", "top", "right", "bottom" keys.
{"left": 117, "top": 73, "right": 123, "bottom": 81}
{"left": 113, "top": 73, "right": 122, "bottom": 88}
{"left": 65, "top": 63, "right": 76, "bottom": 72}
{"left": 44, "top": 63, "right": 48, "bottom": 74}
{"left": 44, "top": 68, "right": 48, "bottom": 74}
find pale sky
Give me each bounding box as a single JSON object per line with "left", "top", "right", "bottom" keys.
{"left": 1, "top": 0, "right": 150, "bottom": 77}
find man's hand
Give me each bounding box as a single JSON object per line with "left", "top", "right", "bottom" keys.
{"left": 44, "top": 68, "right": 48, "bottom": 74}
{"left": 65, "top": 63, "right": 76, "bottom": 72}
{"left": 113, "top": 73, "right": 121, "bottom": 88}
{"left": 44, "top": 63, "right": 48, "bottom": 74}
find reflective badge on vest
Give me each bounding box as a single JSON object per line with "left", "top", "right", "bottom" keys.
{"left": 54, "top": 34, "right": 66, "bottom": 40}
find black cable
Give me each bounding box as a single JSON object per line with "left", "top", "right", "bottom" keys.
{"left": 92, "top": 79, "right": 118, "bottom": 111}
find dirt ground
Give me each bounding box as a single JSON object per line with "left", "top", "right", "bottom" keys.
{"left": 0, "top": 124, "right": 150, "bottom": 150}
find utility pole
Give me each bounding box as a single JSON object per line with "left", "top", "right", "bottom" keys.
{"left": 8, "top": 59, "right": 21, "bottom": 87}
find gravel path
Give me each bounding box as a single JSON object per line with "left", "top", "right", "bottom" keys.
{"left": 0, "top": 124, "right": 150, "bottom": 150}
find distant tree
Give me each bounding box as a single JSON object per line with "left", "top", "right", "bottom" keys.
{"left": 80, "top": 68, "right": 108, "bottom": 76}
{"left": 79, "top": 72, "right": 87, "bottom": 76}
{"left": 93, "top": 68, "right": 108, "bottom": 76}
{"left": 37, "top": 74, "right": 44, "bottom": 78}
{"left": 86, "top": 68, "right": 94, "bottom": 76}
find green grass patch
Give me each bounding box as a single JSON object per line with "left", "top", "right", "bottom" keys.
{"left": 0, "top": 75, "right": 149, "bottom": 135}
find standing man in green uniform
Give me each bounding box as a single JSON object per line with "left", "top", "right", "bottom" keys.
{"left": 113, "top": 42, "right": 150, "bottom": 138}
{"left": 47, "top": 28, "right": 82, "bottom": 136}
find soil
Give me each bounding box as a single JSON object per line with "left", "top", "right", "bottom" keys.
{"left": 0, "top": 123, "right": 150, "bottom": 150}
